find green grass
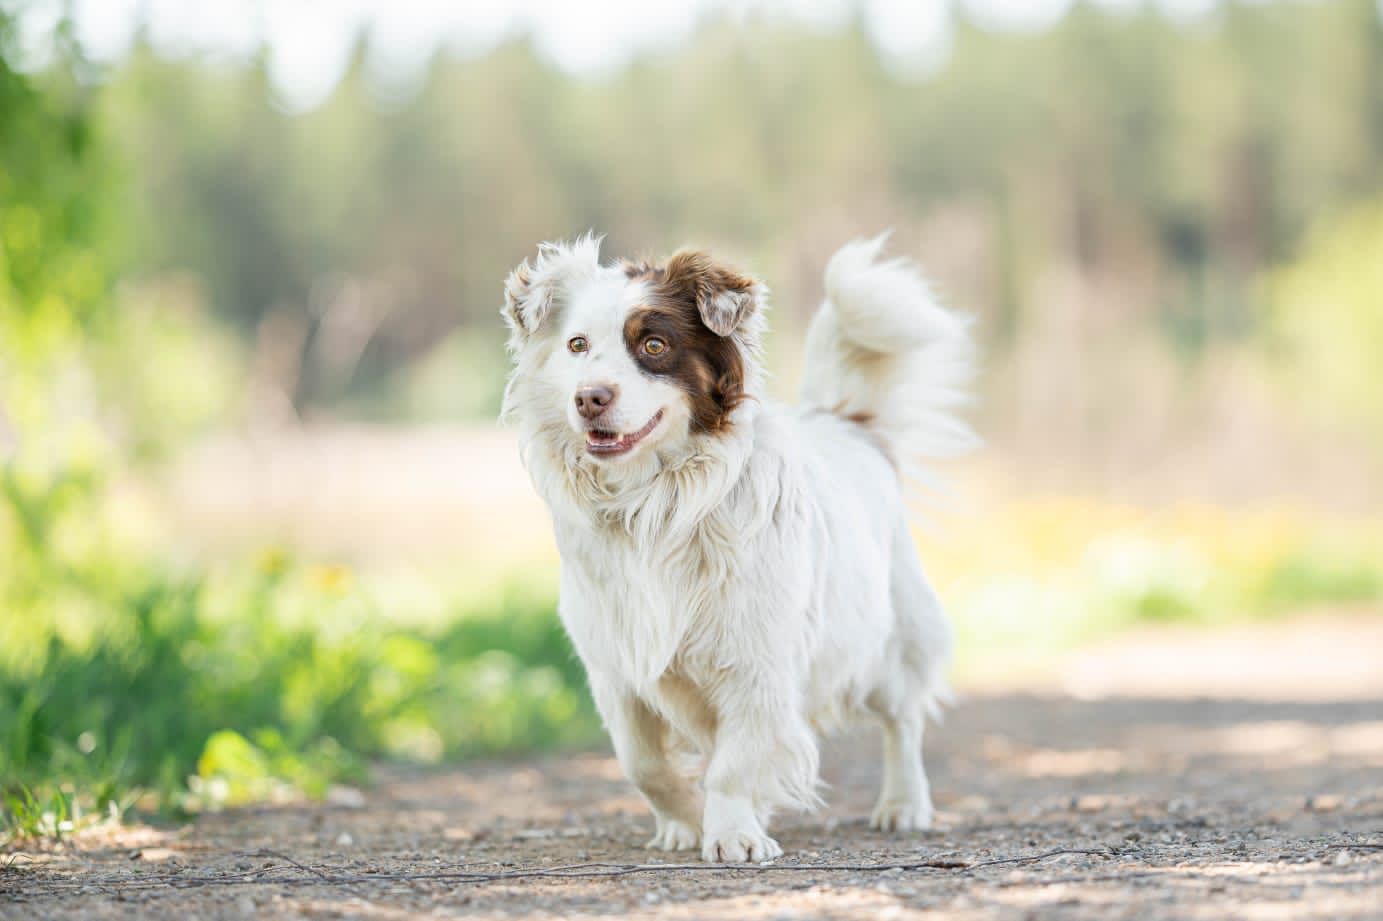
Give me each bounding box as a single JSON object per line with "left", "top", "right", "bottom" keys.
{"left": 0, "top": 470, "right": 599, "bottom": 845}
{"left": 0, "top": 562, "right": 600, "bottom": 843}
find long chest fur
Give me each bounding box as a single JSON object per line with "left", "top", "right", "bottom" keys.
{"left": 554, "top": 508, "right": 747, "bottom": 694}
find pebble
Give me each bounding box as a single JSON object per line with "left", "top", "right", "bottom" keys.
{"left": 326, "top": 786, "right": 367, "bottom": 809}
{"left": 1306, "top": 794, "right": 1344, "bottom": 812}
{"left": 1072, "top": 795, "right": 1111, "bottom": 812}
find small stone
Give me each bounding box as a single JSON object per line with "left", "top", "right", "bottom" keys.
{"left": 1074, "top": 795, "right": 1111, "bottom": 813}
{"left": 515, "top": 828, "right": 556, "bottom": 840}
{"left": 326, "top": 786, "right": 367, "bottom": 809}
{"left": 1330, "top": 850, "right": 1353, "bottom": 867}
{"left": 335, "top": 831, "right": 354, "bottom": 846}
{"left": 1306, "top": 795, "right": 1343, "bottom": 813}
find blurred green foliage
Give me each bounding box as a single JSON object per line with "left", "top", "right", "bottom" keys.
{"left": 1268, "top": 198, "right": 1383, "bottom": 443}
{"left": 1, "top": 11, "right": 240, "bottom": 467}
{"left": 90, "top": 0, "right": 1383, "bottom": 416}
{"left": 1, "top": 10, "right": 115, "bottom": 453}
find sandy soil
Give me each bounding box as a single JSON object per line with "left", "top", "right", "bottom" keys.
{"left": 4, "top": 618, "right": 1382, "bottom": 920}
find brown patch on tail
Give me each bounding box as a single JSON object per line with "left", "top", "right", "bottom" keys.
{"left": 819, "top": 404, "right": 896, "bottom": 472}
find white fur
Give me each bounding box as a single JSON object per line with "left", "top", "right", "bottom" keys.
{"left": 502, "top": 234, "right": 976, "bottom": 861}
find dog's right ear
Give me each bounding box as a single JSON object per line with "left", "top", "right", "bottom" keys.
{"left": 502, "top": 234, "right": 603, "bottom": 345}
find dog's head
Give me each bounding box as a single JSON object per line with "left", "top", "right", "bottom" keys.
{"left": 502, "top": 235, "right": 766, "bottom": 464}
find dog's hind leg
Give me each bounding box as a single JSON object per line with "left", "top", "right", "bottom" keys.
{"left": 867, "top": 696, "right": 933, "bottom": 831}
{"left": 590, "top": 676, "right": 702, "bottom": 851}
{"left": 867, "top": 520, "right": 951, "bottom": 832}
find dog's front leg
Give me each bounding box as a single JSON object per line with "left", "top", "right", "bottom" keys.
{"left": 700, "top": 673, "right": 819, "bottom": 863}
{"left": 590, "top": 677, "right": 702, "bottom": 851}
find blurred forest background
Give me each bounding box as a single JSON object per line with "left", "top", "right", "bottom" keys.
{"left": 2, "top": 0, "right": 1381, "bottom": 841}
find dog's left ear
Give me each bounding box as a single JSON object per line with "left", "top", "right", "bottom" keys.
{"left": 661, "top": 250, "right": 766, "bottom": 337}
{"left": 502, "top": 234, "right": 603, "bottom": 343}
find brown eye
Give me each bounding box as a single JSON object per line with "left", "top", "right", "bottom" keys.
{"left": 643, "top": 337, "right": 668, "bottom": 356}
{"left": 568, "top": 336, "right": 589, "bottom": 353}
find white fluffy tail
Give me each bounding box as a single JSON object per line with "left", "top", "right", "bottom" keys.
{"left": 800, "top": 234, "right": 979, "bottom": 477}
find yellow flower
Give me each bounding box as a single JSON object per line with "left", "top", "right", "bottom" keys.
{"left": 309, "top": 564, "right": 353, "bottom": 596}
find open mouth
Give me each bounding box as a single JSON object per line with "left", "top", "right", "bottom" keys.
{"left": 585, "top": 410, "right": 664, "bottom": 457}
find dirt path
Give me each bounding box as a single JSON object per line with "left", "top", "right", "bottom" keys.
{"left": 5, "top": 618, "right": 1383, "bottom": 920}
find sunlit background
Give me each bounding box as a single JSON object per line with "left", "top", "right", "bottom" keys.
{"left": 2, "top": 0, "right": 1381, "bottom": 835}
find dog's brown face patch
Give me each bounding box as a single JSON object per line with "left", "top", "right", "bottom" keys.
{"left": 622, "top": 252, "right": 756, "bottom": 435}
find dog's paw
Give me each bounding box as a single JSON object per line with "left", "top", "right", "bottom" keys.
{"left": 701, "top": 829, "right": 783, "bottom": 863}
{"left": 646, "top": 817, "right": 700, "bottom": 851}
{"left": 870, "top": 797, "right": 934, "bottom": 832}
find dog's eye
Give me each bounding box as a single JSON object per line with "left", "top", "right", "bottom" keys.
{"left": 568, "top": 336, "right": 589, "bottom": 353}
{"left": 643, "top": 337, "right": 668, "bottom": 356}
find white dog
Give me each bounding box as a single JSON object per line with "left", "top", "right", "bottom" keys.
{"left": 501, "top": 233, "right": 976, "bottom": 862}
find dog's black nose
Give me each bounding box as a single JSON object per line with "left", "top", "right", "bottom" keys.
{"left": 575, "top": 384, "right": 617, "bottom": 420}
